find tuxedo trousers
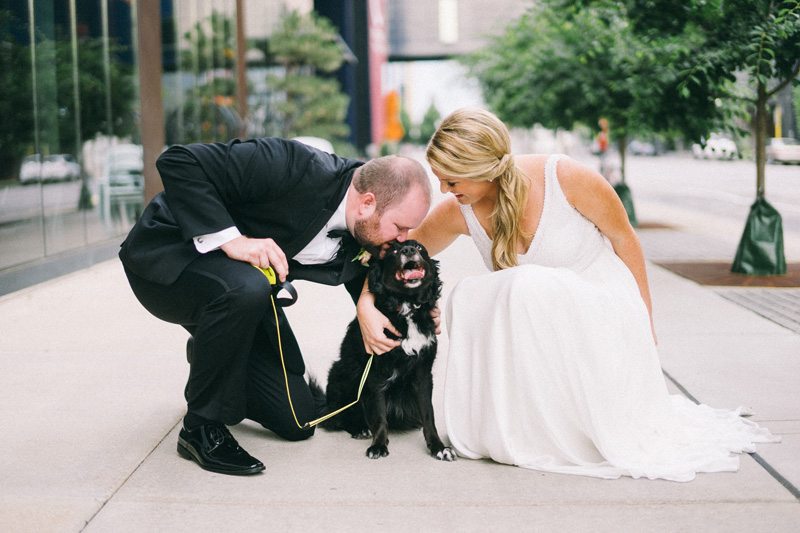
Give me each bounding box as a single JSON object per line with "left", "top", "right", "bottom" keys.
{"left": 124, "top": 250, "right": 365, "bottom": 441}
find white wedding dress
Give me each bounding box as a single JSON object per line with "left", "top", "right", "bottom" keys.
{"left": 443, "top": 154, "right": 779, "bottom": 481}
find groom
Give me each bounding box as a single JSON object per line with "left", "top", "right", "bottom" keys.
{"left": 119, "top": 137, "right": 431, "bottom": 475}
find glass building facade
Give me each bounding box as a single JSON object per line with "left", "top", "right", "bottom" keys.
{"left": 1, "top": 1, "right": 140, "bottom": 274}
{"left": 0, "top": 1, "right": 379, "bottom": 295}
{"left": 0, "top": 0, "right": 249, "bottom": 292}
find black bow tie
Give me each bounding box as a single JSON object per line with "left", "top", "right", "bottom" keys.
{"left": 326, "top": 228, "right": 350, "bottom": 240}
{"left": 327, "top": 228, "right": 362, "bottom": 263}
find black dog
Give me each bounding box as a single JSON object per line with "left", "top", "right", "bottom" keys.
{"left": 316, "top": 240, "right": 455, "bottom": 461}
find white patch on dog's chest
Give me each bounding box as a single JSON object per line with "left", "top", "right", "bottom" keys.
{"left": 399, "top": 303, "right": 434, "bottom": 355}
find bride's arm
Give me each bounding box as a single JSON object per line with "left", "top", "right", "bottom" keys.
{"left": 556, "top": 157, "right": 657, "bottom": 344}
{"left": 409, "top": 197, "right": 467, "bottom": 255}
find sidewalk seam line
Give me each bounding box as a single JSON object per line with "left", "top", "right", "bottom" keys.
{"left": 662, "top": 369, "right": 800, "bottom": 501}
{"left": 79, "top": 418, "right": 182, "bottom": 531}
{"left": 750, "top": 452, "right": 800, "bottom": 500}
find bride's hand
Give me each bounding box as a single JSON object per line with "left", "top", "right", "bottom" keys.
{"left": 430, "top": 305, "right": 442, "bottom": 335}
{"left": 356, "top": 291, "right": 401, "bottom": 355}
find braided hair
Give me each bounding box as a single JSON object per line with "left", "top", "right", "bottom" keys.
{"left": 426, "top": 107, "right": 530, "bottom": 270}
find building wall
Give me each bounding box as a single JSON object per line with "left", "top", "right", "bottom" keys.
{"left": 388, "top": 0, "right": 531, "bottom": 59}
{"left": 384, "top": 0, "right": 531, "bottom": 129}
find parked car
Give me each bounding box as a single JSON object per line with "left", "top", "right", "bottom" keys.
{"left": 628, "top": 139, "right": 664, "bottom": 156}
{"left": 691, "top": 134, "right": 739, "bottom": 160}
{"left": 18, "top": 154, "right": 41, "bottom": 184}
{"left": 41, "top": 154, "right": 82, "bottom": 181}
{"left": 18, "top": 153, "right": 81, "bottom": 184}
{"left": 766, "top": 137, "right": 800, "bottom": 165}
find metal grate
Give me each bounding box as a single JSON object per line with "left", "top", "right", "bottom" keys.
{"left": 716, "top": 288, "right": 800, "bottom": 334}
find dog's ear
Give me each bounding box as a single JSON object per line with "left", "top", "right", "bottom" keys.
{"left": 421, "top": 256, "right": 443, "bottom": 304}
{"left": 367, "top": 255, "right": 385, "bottom": 296}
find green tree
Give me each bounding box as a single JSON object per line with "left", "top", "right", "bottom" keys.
{"left": 263, "top": 10, "right": 350, "bottom": 140}
{"left": 602, "top": 0, "right": 800, "bottom": 273}
{"left": 417, "top": 103, "right": 441, "bottom": 145}
{"left": 400, "top": 107, "right": 414, "bottom": 143}
{"left": 471, "top": 1, "right": 799, "bottom": 271}
{"left": 683, "top": 1, "right": 799, "bottom": 192}
{"left": 170, "top": 11, "right": 240, "bottom": 144}
{"left": 691, "top": 0, "right": 799, "bottom": 275}
{"left": 180, "top": 10, "right": 236, "bottom": 73}
{"left": 167, "top": 78, "right": 241, "bottom": 144}
{"left": 0, "top": 10, "right": 135, "bottom": 179}
{"left": 795, "top": 85, "right": 800, "bottom": 129}
{"left": 465, "top": 1, "right": 702, "bottom": 181}
{"left": 55, "top": 38, "right": 136, "bottom": 151}
{"left": 0, "top": 10, "right": 34, "bottom": 179}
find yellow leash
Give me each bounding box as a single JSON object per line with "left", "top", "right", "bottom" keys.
{"left": 254, "top": 266, "right": 373, "bottom": 429}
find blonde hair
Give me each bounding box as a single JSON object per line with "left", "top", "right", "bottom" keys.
{"left": 426, "top": 107, "right": 529, "bottom": 270}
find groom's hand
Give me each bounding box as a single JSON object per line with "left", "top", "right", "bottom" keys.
{"left": 357, "top": 291, "right": 401, "bottom": 355}
{"left": 221, "top": 236, "right": 289, "bottom": 282}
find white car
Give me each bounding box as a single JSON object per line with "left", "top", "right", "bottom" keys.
{"left": 41, "top": 154, "right": 82, "bottom": 181}
{"left": 766, "top": 137, "right": 800, "bottom": 165}
{"left": 19, "top": 153, "right": 81, "bottom": 183}
{"left": 18, "top": 154, "right": 41, "bottom": 184}
{"left": 691, "top": 134, "right": 738, "bottom": 160}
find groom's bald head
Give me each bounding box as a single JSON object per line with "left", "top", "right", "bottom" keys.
{"left": 354, "top": 155, "right": 431, "bottom": 213}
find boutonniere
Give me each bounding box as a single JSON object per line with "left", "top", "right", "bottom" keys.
{"left": 352, "top": 248, "right": 372, "bottom": 267}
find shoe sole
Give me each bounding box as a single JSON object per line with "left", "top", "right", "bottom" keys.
{"left": 177, "top": 440, "right": 265, "bottom": 476}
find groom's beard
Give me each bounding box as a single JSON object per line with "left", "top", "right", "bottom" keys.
{"left": 352, "top": 213, "right": 382, "bottom": 255}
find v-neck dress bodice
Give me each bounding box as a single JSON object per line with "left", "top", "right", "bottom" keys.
{"left": 460, "top": 154, "right": 606, "bottom": 271}
{"left": 443, "top": 154, "right": 778, "bottom": 481}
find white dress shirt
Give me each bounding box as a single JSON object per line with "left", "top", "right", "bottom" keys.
{"left": 192, "top": 189, "right": 350, "bottom": 265}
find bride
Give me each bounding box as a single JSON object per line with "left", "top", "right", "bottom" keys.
{"left": 358, "top": 107, "right": 778, "bottom": 481}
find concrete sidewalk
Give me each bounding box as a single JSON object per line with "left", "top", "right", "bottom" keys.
{"left": 2, "top": 163, "right": 799, "bottom": 531}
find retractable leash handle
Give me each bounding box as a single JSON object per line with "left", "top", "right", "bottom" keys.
{"left": 253, "top": 265, "right": 298, "bottom": 307}
{"left": 253, "top": 265, "right": 373, "bottom": 429}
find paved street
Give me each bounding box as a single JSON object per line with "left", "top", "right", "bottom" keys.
{"left": 625, "top": 153, "right": 800, "bottom": 234}
{"left": 621, "top": 153, "right": 800, "bottom": 260}
{"left": 560, "top": 151, "right": 800, "bottom": 260}
{"left": 1, "top": 150, "right": 798, "bottom": 531}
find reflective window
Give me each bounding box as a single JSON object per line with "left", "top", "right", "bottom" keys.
{"left": 0, "top": 0, "right": 245, "bottom": 276}
{"left": 164, "top": 1, "right": 241, "bottom": 146}
{"left": 0, "top": 0, "right": 139, "bottom": 271}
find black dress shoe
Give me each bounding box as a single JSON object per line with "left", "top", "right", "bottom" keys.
{"left": 177, "top": 423, "right": 265, "bottom": 475}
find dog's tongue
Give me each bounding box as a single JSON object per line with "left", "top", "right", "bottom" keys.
{"left": 402, "top": 267, "right": 425, "bottom": 280}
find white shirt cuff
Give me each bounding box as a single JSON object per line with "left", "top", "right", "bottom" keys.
{"left": 193, "top": 226, "right": 241, "bottom": 253}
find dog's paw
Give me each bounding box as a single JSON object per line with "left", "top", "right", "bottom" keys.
{"left": 366, "top": 444, "right": 389, "bottom": 459}
{"left": 433, "top": 447, "right": 457, "bottom": 462}
{"left": 351, "top": 428, "right": 372, "bottom": 440}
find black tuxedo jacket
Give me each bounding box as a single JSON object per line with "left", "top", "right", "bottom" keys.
{"left": 119, "top": 137, "right": 365, "bottom": 286}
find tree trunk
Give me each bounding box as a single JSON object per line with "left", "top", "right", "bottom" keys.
{"left": 755, "top": 83, "right": 767, "bottom": 199}
{"left": 612, "top": 133, "right": 636, "bottom": 226}
{"left": 731, "top": 80, "right": 786, "bottom": 275}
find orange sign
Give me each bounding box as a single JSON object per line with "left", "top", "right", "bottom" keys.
{"left": 383, "top": 90, "right": 404, "bottom": 142}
